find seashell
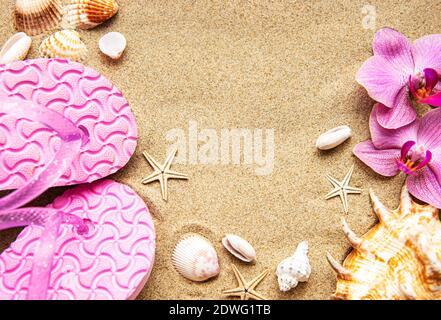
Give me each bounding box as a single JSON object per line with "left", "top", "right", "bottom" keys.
{"left": 222, "top": 234, "right": 256, "bottom": 263}
{"left": 172, "top": 235, "right": 220, "bottom": 282}
{"left": 39, "top": 30, "right": 87, "bottom": 62}
{"left": 0, "top": 32, "right": 32, "bottom": 64}
{"left": 63, "top": 0, "right": 119, "bottom": 30}
{"left": 15, "top": 0, "right": 63, "bottom": 36}
{"left": 316, "top": 125, "right": 352, "bottom": 150}
{"left": 327, "top": 185, "right": 441, "bottom": 300}
{"left": 276, "top": 241, "right": 311, "bottom": 292}
{"left": 99, "top": 31, "right": 126, "bottom": 59}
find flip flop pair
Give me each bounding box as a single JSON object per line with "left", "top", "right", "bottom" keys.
{"left": 0, "top": 59, "right": 155, "bottom": 299}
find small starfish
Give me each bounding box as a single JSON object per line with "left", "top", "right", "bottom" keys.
{"left": 222, "top": 264, "right": 269, "bottom": 300}
{"left": 325, "top": 165, "right": 362, "bottom": 213}
{"left": 142, "top": 147, "right": 188, "bottom": 201}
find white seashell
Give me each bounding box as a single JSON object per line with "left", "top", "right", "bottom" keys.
{"left": 99, "top": 32, "right": 126, "bottom": 59}
{"left": 0, "top": 32, "right": 32, "bottom": 64}
{"left": 316, "top": 125, "right": 352, "bottom": 150}
{"left": 172, "top": 235, "right": 220, "bottom": 282}
{"left": 39, "top": 30, "right": 88, "bottom": 62}
{"left": 222, "top": 234, "right": 256, "bottom": 263}
{"left": 276, "top": 241, "right": 311, "bottom": 292}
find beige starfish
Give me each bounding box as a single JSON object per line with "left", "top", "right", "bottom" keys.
{"left": 325, "top": 165, "right": 362, "bottom": 213}
{"left": 142, "top": 147, "right": 188, "bottom": 201}
{"left": 222, "top": 264, "right": 269, "bottom": 300}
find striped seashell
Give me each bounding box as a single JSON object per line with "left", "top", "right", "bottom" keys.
{"left": 39, "top": 30, "right": 87, "bottom": 62}
{"left": 0, "top": 32, "right": 32, "bottom": 64}
{"left": 62, "top": 0, "right": 119, "bottom": 30}
{"left": 172, "top": 235, "right": 220, "bottom": 282}
{"left": 14, "top": 0, "right": 62, "bottom": 36}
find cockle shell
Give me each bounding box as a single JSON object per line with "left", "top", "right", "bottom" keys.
{"left": 276, "top": 241, "right": 311, "bottom": 292}
{"left": 63, "top": 0, "right": 119, "bottom": 30}
{"left": 15, "top": 0, "right": 62, "bottom": 36}
{"left": 222, "top": 234, "right": 256, "bottom": 263}
{"left": 39, "top": 30, "right": 87, "bottom": 62}
{"left": 172, "top": 235, "right": 220, "bottom": 282}
{"left": 99, "top": 32, "right": 126, "bottom": 59}
{"left": 327, "top": 185, "right": 441, "bottom": 300}
{"left": 0, "top": 32, "right": 32, "bottom": 64}
{"left": 316, "top": 125, "right": 352, "bottom": 150}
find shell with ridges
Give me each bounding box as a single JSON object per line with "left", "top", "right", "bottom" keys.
{"left": 15, "top": 0, "right": 62, "bottom": 36}
{"left": 172, "top": 235, "right": 220, "bottom": 282}
{"left": 222, "top": 234, "right": 256, "bottom": 263}
{"left": 0, "top": 32, "right": 32, "bottom": 64}
{"left": 276, "top": 241, "right": 311, "bottom": 292}
{"left": 62, "top": 0, "right": 119, "bottom": 30}
{"left": 39, "top": 30, "right": 87, "bottom": 62}
{"left": 327, "top": 185, "right": 441, "bottom": 300}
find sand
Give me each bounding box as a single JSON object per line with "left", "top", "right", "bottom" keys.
{"left": 0, "top": 0, "right": 437, "bottom": 300}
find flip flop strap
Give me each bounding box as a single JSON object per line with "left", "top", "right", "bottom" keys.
{"left": 0, "top": 98, "right": 86, "bottom": 299}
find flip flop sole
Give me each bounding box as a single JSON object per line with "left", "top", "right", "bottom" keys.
{"left": 0, "top": 179, "right": 155, "bottom": 300}
{"left": 0, "top": 58, "right": 138, "bottom": 190}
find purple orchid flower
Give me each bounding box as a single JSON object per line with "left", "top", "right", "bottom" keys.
{"left": 356, "top": 28, "right": 441, "bottom": 129}
{"left": 354, "top": 104, "right": 441, "bottom": 208}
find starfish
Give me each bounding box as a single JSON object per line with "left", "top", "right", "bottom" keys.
{"left": 222, "top": 264, "right": 269, "bottom": 300}
{"left": 142, "top": 147, "right": 188, "bottom": 201}
{"left": 325, "top": 165, "right": 362, "bottom": 213}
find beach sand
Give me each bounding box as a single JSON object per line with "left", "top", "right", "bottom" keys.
{"left": 0, "top": 0, "right": 437, "bottom": 299}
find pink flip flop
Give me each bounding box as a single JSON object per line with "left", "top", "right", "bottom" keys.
{"left": 0, "top": 99, "right": 155, "bottom": 299}
{"left": 0, "top": 58, "right": 137, "bottom": 190}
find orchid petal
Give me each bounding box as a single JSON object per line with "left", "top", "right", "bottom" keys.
{"left": 417, "top": 108, "right": 441, "bottom": 150}
{"left": 400, "top": 140, "right": 416, "bottom": 160}
{"left": 375, "top": 88, "right": 417, "bottom": 129}
{"left": 372, "top": 28, "right": 414, "bottom": 76}
{"left": 414, "top": 150, "right": 432, "bottom": 171}
{"left": 419, "top": 91, "right": 441, "bottom": 107}
{"left": 423, "top": 68, "right": 439, "bottom": 92}
{"left": 370, "top": 103, "right": 418, "bottom": 149}
{"left": 407, "top": 166, "right": 441, "bottom": 208}
{"left": 413, "top": 34, "right": 441, "bottom": 74}
{"left": 353, "top": 140, "right": 400, "bottom": 177}
{"left": 356, "top": 56, "right": 407, "bottom": 107}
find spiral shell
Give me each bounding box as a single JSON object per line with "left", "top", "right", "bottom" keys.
{"left": 63, "top": 0, "right": 119, "bottom": 30}
{"left": 39, "top": 30, "right": 87, "bottom": 62}
{"left": 172, "top": 235, "right": 220, "bottom": 282}
{"left": 14, "top": 0, "right": 62, "bottom": 36}
{"left": 276, "top": 241, "right": 311, "bottom": 292}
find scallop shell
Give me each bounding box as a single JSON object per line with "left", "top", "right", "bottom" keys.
{"left": 39, "top": 30, "right": 87, "bottom": 62}
{"left": 0, "top": 32, "right": 32, "bottom": 64}
{"left": 63, "top": 0, "right": 119, "bottom": 30}
{"left": 327, "top": 185, "right": 441, "bottom": 300}
{"left": 316, "top": 125, "right": 352, "bottom": 150}
{"left": 276, "top": 241, "right": 311, "bottom": 292}
{"left": 222, "top": 234, "right": 256, "bottom": 262}
{"left": 15, "top": 0, "right": 62, "bottom": 36}
{"left": 99, "top": 31, "right": 126, "bottom": 59}
{"left": 172, "top": 235, "right": 220, "bottom": 282}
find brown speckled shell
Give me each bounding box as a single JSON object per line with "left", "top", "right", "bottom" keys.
{"left": 327, "top": 185, "right": 441, "bottom": 300}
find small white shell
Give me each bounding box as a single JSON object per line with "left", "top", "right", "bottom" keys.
{"left": 99, "top": 32, "right": 126, "bottom": 59}
{"left": 172, "top": 235, "right": 220, "bottom": 282}
{"left": 316, "top": 125, "right": 352, "bottom": 150}
{"left": 222, "top": 234, "right": 256, "bottom": 263}
{"left": 276, "top": 241, "right": 311, "bottom": 292}
{"left": 0, "top": 32, "right": 32, "bottom": 64}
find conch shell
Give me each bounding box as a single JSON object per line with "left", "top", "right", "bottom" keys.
{"left": 172, "top": 235, "right": 220, "bottom": 282}
{"left": 15, "top": 0, "right": 63, "bottom": 36}
{"left": 276, "top": 241, "right": 311, "bottom": 292}
{"left": 0, "top": 32, "right": 32, "bottom": 64}
{"left": 39, "top": 30, "right": 87, "bottom": 62}
{"left": 63, "top": 0, "right": 119, "bottom": 30}
{"left": 327, "top": 185, "right": 441, "bottom": 300}
{"left": 222, "top": 234, "right": 256, "bottom": 263}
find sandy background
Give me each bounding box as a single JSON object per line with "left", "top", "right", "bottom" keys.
{"left": 0, "top": 0, "right": 438, "bottom": 300}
